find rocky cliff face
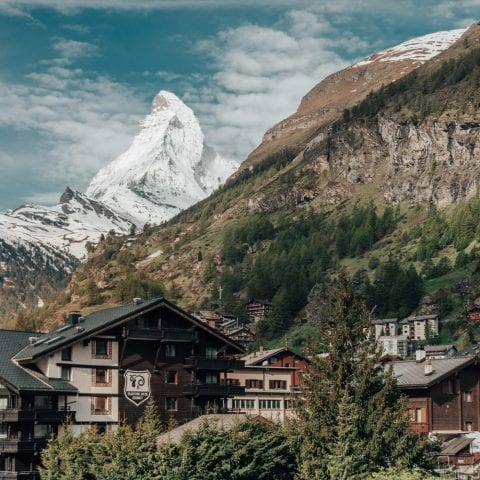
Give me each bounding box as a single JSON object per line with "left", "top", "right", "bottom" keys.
{"left": 296, "top": 118, "right": 480, "bottom": 209}
{"left": 241, "top": 28, "right": 467, "bottom": 172}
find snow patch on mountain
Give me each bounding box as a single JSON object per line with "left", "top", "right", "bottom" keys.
{"left": 86, "top": 91, "right": 238, "bottom": 226}
{"left": 355, "top": 28, "right": 467, "bottom": 66}
{"left": 0, "top": 188, "right": 132, "bottom": 260}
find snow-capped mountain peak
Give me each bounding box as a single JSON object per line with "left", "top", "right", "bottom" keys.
{"left": 86, "top": 90, "right": 238, "bottom": 226}
{"left": 355, "top": 28, "right": 467, "bottom": 67}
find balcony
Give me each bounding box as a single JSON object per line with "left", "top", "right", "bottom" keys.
{"left": 0, "top": 473, "right": 38, "bottom": 480}
{"left": 35, "top": 409, "right": 72, "bottom": 423}
{"left": 124, "top": 327, "right": 197, "bottom": 342}
{"left": 0, "top": 410, "right": 34, "bottom": 422}
{"left": 0, "top": 409, "right": 72, "bottom": 424}
{"left": 0, "top": 438, "right": 47, "bottom": 453}
{"left": 184, "top": 356, "right": 245, "bottom": 371}
{"left": 184, "top": 383, "right": 245, "bottom": 397}
{"left": 409, "top": 422, "right": 429, "bottom": 435}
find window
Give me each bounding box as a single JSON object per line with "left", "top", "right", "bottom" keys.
{"left": 464, "top": 391, "right": 473, "bottom": 403}
{"left": 35, "top": 396, "right": 53, "bottom": 409}
{"left": 92, "top": 339, "right": 111, "bottom": 359}
{"left": 443, "top": 379, "right": 455, "bottom": 395}
{"left": 259, "top": 399, "right": 281, "bottom": 409}
{"left": 94, "top": 368, "right": 110, "bottom": 386}
{"left": 165, "top": 344, "right": 176, "bottom": 358}
{"left": 232, "top": 399, "right": 255, "bottom": 409}
{"left": 92, "top": 397, "right": 110, "bottom": 415}
{"left": 206, "top": 373, "right": 219, "bottom": 384}
{"left": 285, "top": 400, "right": 294, "bottom": 409}
{"left": 166, "top": 397, "right": 177, "bottom": 411}
{"left": 34, "top": 424, "right": 53, "bottom": 438}
{"left": 0, "top": 424, "right": 7, "bottom": 439}
{"left": 269, "top": 380, "right": 287, "bottom": 390}
{"left": 245, "top": 379, "right": 264, "bottom": 389}
{"left": 415, "top": 408, "right": 422, "bottom": 423}
{"left": 408, "top": 409, "right": 416, "bottom": 422}
{"left": 0, "top": 395, "right": 8, "bottom": 410}
{"left": 205, "top": 347, "right": 217, "bottom": 359}
{"left": 61, "top": 366, "right": 71, "bottom": 381}
{"left": 466, "top": 421, "right": 473, "bottom": 432}
{"left": 165, "top": 371, "right": 177, "bottom": 384}
{"left": 61, "top": 347, "right": 72, "bottom": 361}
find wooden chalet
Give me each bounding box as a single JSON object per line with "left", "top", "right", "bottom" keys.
{"left": 1, "top": 298, "right": 246, "bottom": 479}
{"left": 246, "top": 299, "right": 272, "bottom": 323}
{"left": 391, "top": 356, "right": 480, "bottom": 435}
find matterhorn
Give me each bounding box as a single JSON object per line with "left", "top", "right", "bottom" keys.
{"left": 87, "top": 91, "right": 237, "bottom": 226}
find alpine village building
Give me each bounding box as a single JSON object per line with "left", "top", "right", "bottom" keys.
{"left": 0, "top": 297, "right": 245, "bottom": 479}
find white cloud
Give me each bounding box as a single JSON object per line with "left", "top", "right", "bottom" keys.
{"left": 0, "top": 0, "right": 314, "bottom": 15}
{"left": 181, "top": 12, "right": 350, "bottom": 162}
{"left": 22, "top": 191, "right": 62, "bottom": 205}
{"left": 52, "top": 37, "right": 98, "bottom": 62}
{"left": 0, "top": 64, "right": 147, "bottom": 194}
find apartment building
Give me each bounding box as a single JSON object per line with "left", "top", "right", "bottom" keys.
{"left": 224, "top": 347, "right": 307, "bottom": 421}
{"left": 0, "top": 297, "right": 245, "bottom": 478}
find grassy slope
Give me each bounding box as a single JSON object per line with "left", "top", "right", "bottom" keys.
{"left": 17, "top": 25, "right": 480, "bottom": 352}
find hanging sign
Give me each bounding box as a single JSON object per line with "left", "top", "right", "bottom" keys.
{"left": 124, "top": 370, "right": 151, "bottom": 406}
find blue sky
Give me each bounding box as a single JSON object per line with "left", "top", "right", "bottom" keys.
{"left": 0, "top": 0, "right": 478, "bottom": 210}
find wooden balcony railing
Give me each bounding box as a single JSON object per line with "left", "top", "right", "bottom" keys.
{"left": 409, "top": 422, "right": 429, "bottom": 435}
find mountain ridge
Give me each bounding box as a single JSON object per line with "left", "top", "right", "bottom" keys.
{"left": 0, "top": 91, "right": 236, "bottom": 321}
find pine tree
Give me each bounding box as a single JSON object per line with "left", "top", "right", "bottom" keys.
{"left": 293, "top": 273, "right": 433, "bottom": 480}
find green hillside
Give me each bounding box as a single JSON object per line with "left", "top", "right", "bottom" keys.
{"left": 17, "top": 26, "right": 480, "bottom": 352}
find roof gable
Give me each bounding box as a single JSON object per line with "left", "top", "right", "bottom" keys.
{"left": 14, "top": 297, "right": 245, "bottom": 363}
{"left": 0, "top": 330, "right": 76, "bottom": 393}
{"left": 391, "top": 356, "right": 477, "bottom": 388}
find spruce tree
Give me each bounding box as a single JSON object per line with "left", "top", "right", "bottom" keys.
{"left": 294, "top": 273, "right": 432, "bottom": 480}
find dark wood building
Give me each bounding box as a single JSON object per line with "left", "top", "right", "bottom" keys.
{"left": 2, "top": 298, "right": 245, "bottom": 478}
{"left": 0, "top": 330, "right": 77, "bottom": 480}
{"left": 392, "top": 356, "right": 480, "bottom": 435}
{"left": 246, "top": 299, "right": 272, "bottom": 323}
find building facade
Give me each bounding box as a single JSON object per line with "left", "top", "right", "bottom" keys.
{"left": 224, "top": 347, "right": 307, "bottom": 421}
{"left": 246, "top": 300, "right": 272, "bottom": 323}
{"left": 0, "top": 298, "right": 245, "bottom": 478}
{"left": 392, "top": 356, "right": 480, "bottom": 435}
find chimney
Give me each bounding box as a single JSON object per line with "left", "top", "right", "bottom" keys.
{"left": 259, "top": 345, "right": 264, "bottom": 353}
{"left": 28, "top": 336, "right": 38, "bottom": 345}
{"left": 133, "top": 297, "right": 143, "bottom": 305}
{"left": 424, "top": 357, "right": 434, "bottom": 376}
{"left": 67, "top": 311, "right": 81, "bottom": 325}
{"left": 415, "top": 350, "right": 426, "bottom": 362}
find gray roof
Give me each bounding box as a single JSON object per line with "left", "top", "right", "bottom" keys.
{"left": 0, "top": 330, "right": 77, "bottom": 393}
{"left": 424, "top": 345, "right": 456, "bottom": 353}
{"left": 242, "top": 347, "right": 287, "bottom": 366}
{"left": 241, "top": 347, "right": 306, "bottom": 366}
{"left": 158, "top": 414, "right": 272, "bottom": 444}
{"left": 374, "top": 318, "right": 398, "bottom": 325}
{"left": 14, "top": 297, "right": 244, "bottom": 363}
{"left": 440, "top": 436, "right": 473, "bottom": 455}
{"left": 391, "top": 357, "right": 476, "bottom": 389}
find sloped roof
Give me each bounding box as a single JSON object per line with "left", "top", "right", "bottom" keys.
{"left": 374, "top": 318, "right": 398, "bottom": 325}
{"left": 14, "top": 297, "right": 244, "bottom": 363}
{"left": 241, "top": 347, "right": 306, "bottom": 366}
{"left": 424, "top": 344, "right": 456, "bottom": 353}
{"left": 391, "top": 356, "right": 476, "bottom": 389}
{"left": 157, "top": 414, "right": 273, "bottom": 444}
{"left": 440, "top": 436, "right": 472, "bottom": 455}
{"left": 246, "top": 299, "right": 272, "bottom": 306}
{"left": 0, "top": 330, "right": 77, "bottom": 393}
